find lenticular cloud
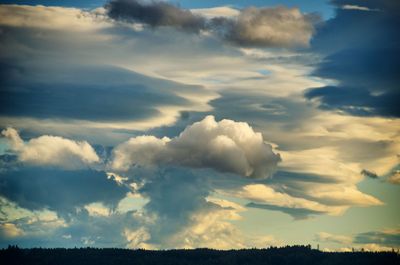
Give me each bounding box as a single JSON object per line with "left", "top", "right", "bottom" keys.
{"left": 111, "top": 115, "right": 281, "bottom": 178}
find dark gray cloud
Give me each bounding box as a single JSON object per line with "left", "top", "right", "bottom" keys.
{"left": 0, "top": 154, "right": 18, "bottom": 171}
{"left": 137, "top": 167, "right": 212, "bottom": 245}
{"left": 306, "top": 0, "right": 400, "bottom": 117}
{"left": 247, "top": 202, "right": 326, "bottom": 220}
{"left": 361, "top": 169, "right": 379, "bottom": 179}
{"left": 105, "top": 0, "right": 318, "bottom": 48}
{"left": 106, "top": 0, "right": 206, "bottom": 33}
{"left": 269, "top": 170, "right": 341, "bottom": 185}
{"left": 354, "top": 230, "right": 400, "bottom": 247}
{"left": 0, "top": 61, "right": 195, "bottom": 122}
{"left": 0, "top": 167, "right": 128, "bottom": 216}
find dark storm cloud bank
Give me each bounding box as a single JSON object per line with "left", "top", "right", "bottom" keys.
{"left": 305, "top": 0, "right": 400, "bottom": 117}
{"left": 0, "top": 61, "right": 198, "bottom": 122}
{"left": 105, "top": 0, "right": 318, "bottom": 48}
{"left": 0, "top": 167, "right": 128, "bottom": 216}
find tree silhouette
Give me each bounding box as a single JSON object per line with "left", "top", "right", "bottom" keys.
{"left": 0, "top": 245, "right": 398, "bottom": 265}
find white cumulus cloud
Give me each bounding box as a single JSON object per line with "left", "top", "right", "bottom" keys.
{"left": 1, "top": 127, "right": 99, "bottom": 169}
{"left": 111, "top": 115, "right": 280, "bottom": 178}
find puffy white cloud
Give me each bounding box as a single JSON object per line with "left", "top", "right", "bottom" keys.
{"left": 111, "top": 115, "right": 280, "bottom": 178}
{"left": 1, "top": 127, "right": 99, "bottom": 169}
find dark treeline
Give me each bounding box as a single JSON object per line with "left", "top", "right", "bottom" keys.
{"left": 1, "top": 245, "right": 399, "bottom": 265}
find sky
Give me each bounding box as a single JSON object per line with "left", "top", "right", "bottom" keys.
{"left": 0, "top": 0, "right": 399, "bottom": 251}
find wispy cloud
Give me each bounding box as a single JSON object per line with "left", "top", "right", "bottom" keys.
{"left": 341, "top": 5, "right": 380, "bottom": 12}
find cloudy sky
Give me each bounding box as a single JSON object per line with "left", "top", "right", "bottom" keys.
{"left": 0, "top": 0, "right": 399, "bottom": 251}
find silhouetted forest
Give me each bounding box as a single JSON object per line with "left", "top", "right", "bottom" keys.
{"left": 1, "top": 245, "right": 399, "bottom": 265}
